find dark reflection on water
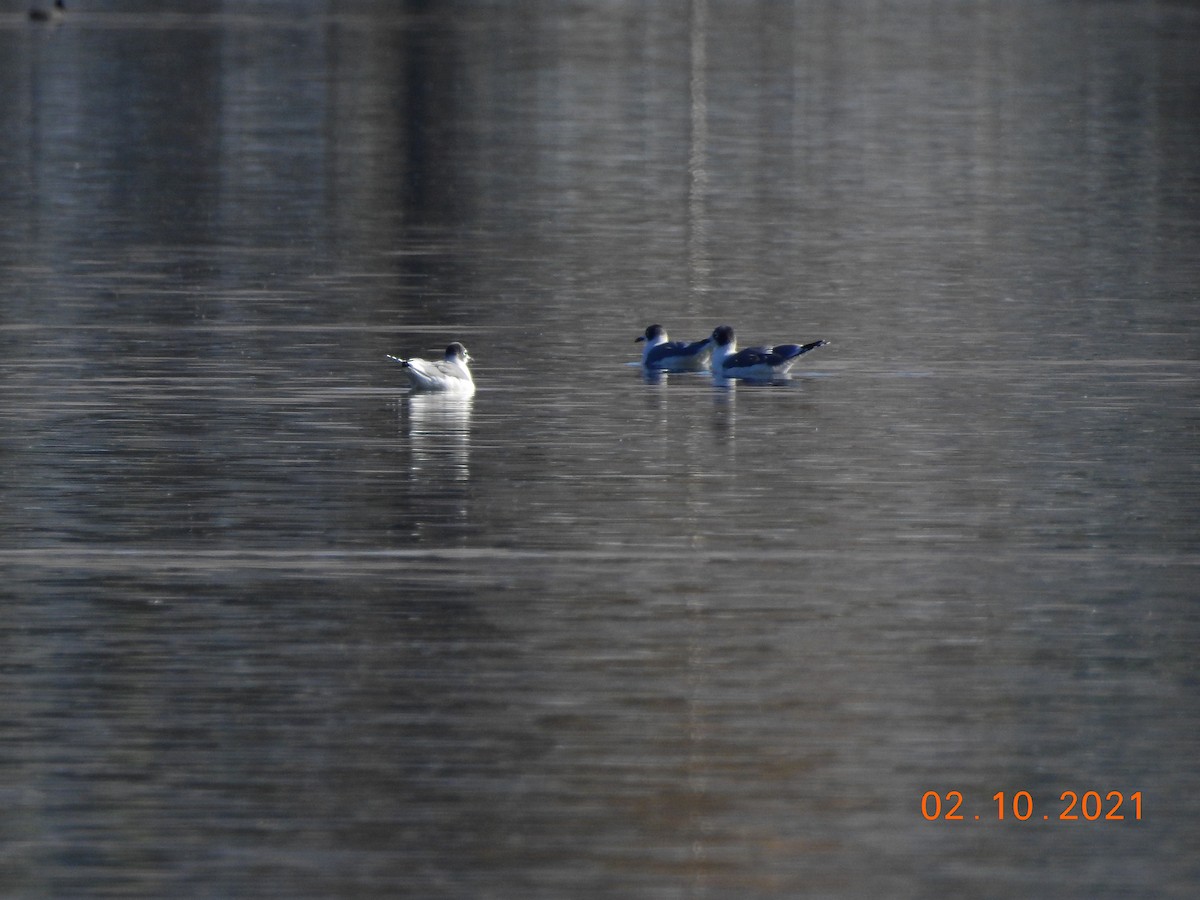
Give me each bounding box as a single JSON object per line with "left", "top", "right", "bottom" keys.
{"left": 2, "top": 1, "right": 1199, "bottom": 897}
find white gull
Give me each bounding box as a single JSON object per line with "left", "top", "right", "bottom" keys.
{"left": 387, "top": 342, "right": 475, "bottom": 394}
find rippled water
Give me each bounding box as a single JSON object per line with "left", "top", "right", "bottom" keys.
{"left": 2, "top": 2, "right": 1199, "bottom": 897}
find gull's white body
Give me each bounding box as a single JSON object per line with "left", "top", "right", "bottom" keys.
{"left": 387, "top": 342, "right": 475, "bottom": 394}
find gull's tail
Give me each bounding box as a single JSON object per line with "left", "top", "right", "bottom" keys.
{"left": 775, "top": 339, "right": 829, "bottom": 361}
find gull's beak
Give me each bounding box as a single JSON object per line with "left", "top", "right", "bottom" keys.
{"left": 635, "top": 335, "right": 646, "bottom": 343}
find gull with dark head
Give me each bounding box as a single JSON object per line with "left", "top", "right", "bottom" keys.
{"left": 636, "top": 324, "right": 713, "bottom": 371}
{"left": 29, "top": 0, "right": 65, "bottom": 21}
{"left": 387, "top": 342, "right": 475, "bottom": 394}
{"left": 709, "top": 325, "right": 828, "bottom": 380}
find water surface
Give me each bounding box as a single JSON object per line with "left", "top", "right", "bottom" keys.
{"left": 1, "top": 1, "right": 1198, "bottom": 897}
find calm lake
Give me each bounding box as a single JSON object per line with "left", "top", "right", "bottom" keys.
{"left": 1, "top": 1, "right": 1198, "bottom": 897}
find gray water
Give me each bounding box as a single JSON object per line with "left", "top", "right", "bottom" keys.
{"left": 2, "top": 1, "right": 1199, "bottom": 897}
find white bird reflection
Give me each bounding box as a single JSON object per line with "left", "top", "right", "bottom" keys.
{"left": 400, "top": 393, "right": 474, "bottom": 483}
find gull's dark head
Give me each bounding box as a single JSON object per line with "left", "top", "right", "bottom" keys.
{"left": 445, "top": 342, "right": 470, "bottom": 363}
{"left": 711, "top": 325, "right": 735, "bottom": 347}
{"left": 636, "top": 324, "right": 665, "bottom": 344}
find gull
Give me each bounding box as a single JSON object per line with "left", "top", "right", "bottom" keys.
{"left": 636, "top": 324, "right": 713, "bottom": 371}
{"left": 29, "top": 0, "right": 65, "bottom": 21}
{"left": 709, "top": 325, "right": 828, "bottom": 380}
{"left": 387, "top": 342, "right": 475, "bottom": 394}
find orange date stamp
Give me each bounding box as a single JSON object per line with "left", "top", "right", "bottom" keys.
{"left": 922, "top": 790, "right": 1142, "bottom": 822}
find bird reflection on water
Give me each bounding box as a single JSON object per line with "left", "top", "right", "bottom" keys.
{"left": 401, "top": 394, "right": 473, "bottom": 483}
